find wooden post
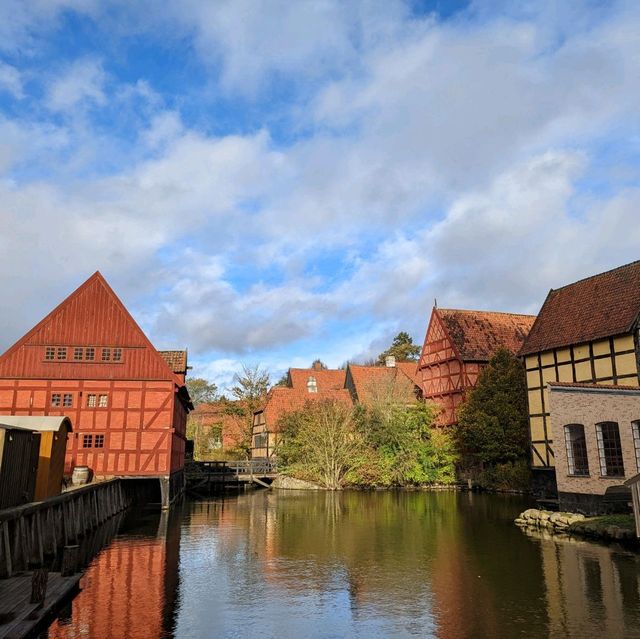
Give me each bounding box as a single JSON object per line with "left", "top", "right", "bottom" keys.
{"left": 30, "top": 568, "right": 48, "bottom": 604}
{"left": 61, "top": 545, "right": 79, "bottom": 577}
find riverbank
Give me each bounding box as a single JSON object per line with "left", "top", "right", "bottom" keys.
{"left": 515, "top": 508, "right": 637, "bottom": 545}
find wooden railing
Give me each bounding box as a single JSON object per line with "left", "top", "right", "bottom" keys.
{"left": 0, "top": 480, "right": 129, "bottom": 578}
{"left": 195, "top": 460, "right": 278, "bottom": 476}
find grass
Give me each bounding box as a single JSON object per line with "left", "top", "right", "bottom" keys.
{"left": 568, "top": 514, "right": 636, "bottom": 539}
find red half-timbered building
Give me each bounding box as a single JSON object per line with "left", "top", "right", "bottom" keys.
{"left": 418, "top": 308, "right": 536, "bottom": 426}
{"left": 0, "top": 272, "right": 192, "bottom": 506}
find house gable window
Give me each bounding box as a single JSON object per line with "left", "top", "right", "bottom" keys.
{"left": 595, "top": 422, "right": 625, "bottom": 477}
{"left": 564, "top": 424, "right": 589, "bottom": 476}
{"left": 45, "top": 347, "right": 55, "bottom": 361}
{"left": 51, "top": 393, "right": 61, "bottom": 407}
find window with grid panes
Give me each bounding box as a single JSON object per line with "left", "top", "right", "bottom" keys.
{"left": 596, "top": 422, "right": 625, "bottom": 477}
{"left": 564, "top": 424, "right": 589, "bottom": 475}
{"left": 87, "top": 394, "right": 97, "bottom": 408}
{"left": 94, "top": 434, "right": 105, "bottom": 448}
{"left": 51, "top": 393, "right": 61, "bottom": 407}
{"left": 82, "top": 434, "right": 93, "bottom": 448}
{"left": 98, "top": 394, "right": 108, "bottom": 408}
{"left": 63, "top": 393, "right": 73, "bottom": 407}
{"left": 56, "top": 347, "right": 67, "bottom": 360}
{"left": 45, "top": 347, "right": 55, "bottom": 360}
{"left": 85, "top": 347, "right": 95, "bottom": 361}
{"left": 102, "top": 348, "right": 110, "bottom": 361}
{"left": 113, "top": 348, "right": 122, "bottom": 362}
{"left": 74, "top": 347, "right": 83, "bottom": 361}
{"left": 632, "top": 421, "right": 640, "bottom": 472}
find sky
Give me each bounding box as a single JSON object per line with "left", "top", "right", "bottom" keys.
{"left": 0, "top": 0, "right": 639, "bottom": 392}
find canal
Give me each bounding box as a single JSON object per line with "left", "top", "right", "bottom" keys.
{"left": 41, "top": 490, "right": 640, "bottom": 639}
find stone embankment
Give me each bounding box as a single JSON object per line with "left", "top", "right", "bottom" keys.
{"left": 271, "top": 475, "right": 322, "bottom": 490}
{"left": 515, "top": 508, "right": 637, "bottom": 542}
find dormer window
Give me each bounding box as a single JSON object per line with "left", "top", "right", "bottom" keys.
{"left": 307, "top": 376, "right": 318, "bottom": 393}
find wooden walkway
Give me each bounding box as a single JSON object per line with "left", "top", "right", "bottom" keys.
{"left": 186, "top": 460, "right": 278, "bottom": 491}
{"left": 0, "top": 571, "right": 80, "bottom": 639}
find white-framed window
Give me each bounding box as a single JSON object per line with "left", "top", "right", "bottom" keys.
{"left": 45, "top": 347, "right": 55, "bottom": 361}
{"left": 632, "top": 420, "right": 640, "bottom": 472}
{"left": 564, "top": 424, "right": 589, "bottom": 476}
{"left": 51, "top": 393, "right": 61, "bottom": 407}
{"left": 595, "top": 422, "right": 625, "bottom": 477}
{"left": 63, "top": 393, "right": 73, "bottom": 407}
{"left": 56, "top": 347, "right": 67, "bottom": 360}
{"left": 98, "top": 394, "right": 108, "bottom": 408}
{"left": 87, "top": 394, "right": 97, "bottom": 408}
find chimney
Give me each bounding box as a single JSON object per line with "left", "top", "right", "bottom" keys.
{"left": 307, "top": 376, "right": 318, "bottom": 393}
{"left": 312, "top": 360, "right": 323, "bottom": 371}
{"left": 385, "top": 356, "right": 396, "bottom": 368}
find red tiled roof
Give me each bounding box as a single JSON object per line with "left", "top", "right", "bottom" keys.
{"left": 519, "top": 260, "right": 640, "bottom": 356}
{"left": 257, "top": 387, "right": 352, "bottom": 431}
{"left": 347, "top": 365, "right": 417, "bottom": 404}
{"left": 396, "top": 361, "right": 420, "bottom": 386}
{"left": 158, "top": 350, "right": 188, "bottom": 373}
{"left": 437, "top": 309, "right": 536, "bottom": 361}
{"left": 288, "top": 368, "right": 346, "bottom": 391}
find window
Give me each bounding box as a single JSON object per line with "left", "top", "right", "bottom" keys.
{"left": 596, "top": 422, "right": 625, "bottom": 477}
{"left": 74, "top": 347, "right": 83, "bottom": 361}
{"left": 307, "top": 376, "right": 318, "bottom": 393}
{"left": 113, "top": 348, "right": 122, "bottom": 362}
{"left": 87, "top": 394, "right": 97, "bottom": 408}
{"left": 564, "top": 424, "right": 589, "bottom": 476}
{"left": 51, "top": 393, "right": 61, "bottom": 407}
{"left": 85, "top": 347, "right": 95, "bottom": 361}
{"left": 56, "top": 347, "right": 67, "bottom": 360}
{"left": 633, "top": 421, "right": 640, "bottom": 472}
{"left": 254, "top": 433, "right": 268, "bottom": 449}
{"left": 45, "top": 347, "right": 55, "bottom": 361}
{"left": 63, "top": 393, "right": 73, "bottom": 408}
{"left": 94, "top": 434, "right": 105, "bottom": 448}
{"left": 101, "top": 348, "right": 110, "bottom": 362}
{"left": 98, "top": 394, "right": 108, "bottom": 408}
{"left": 82, "top": 434, "right": 93, "bottom": 448}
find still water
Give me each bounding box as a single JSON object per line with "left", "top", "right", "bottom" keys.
{"left": 43, "top": 491, "right": 640, "bottom": 639}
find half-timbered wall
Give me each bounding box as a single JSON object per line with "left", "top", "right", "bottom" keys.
{"left": 418, "top": 312, "right": 484, "bottom": 426}
{"left": 251, "top": 412, "right": 276, "bottom": 458}
{"left": 525, "top": 333, "right": 639, "bottom": 468}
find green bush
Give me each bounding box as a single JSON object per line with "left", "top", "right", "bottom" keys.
{"left": 475, "top": 460, "right": 531, "bottom": 492}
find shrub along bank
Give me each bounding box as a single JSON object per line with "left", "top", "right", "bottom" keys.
{"left": 276, "top": 399, "right": 458, "bottom": 490}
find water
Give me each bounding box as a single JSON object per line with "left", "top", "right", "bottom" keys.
{"left": 43, "top": 491, "right": 640, "bottom": 639}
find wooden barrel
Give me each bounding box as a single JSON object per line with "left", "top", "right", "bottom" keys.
{"left": 71, "top": 466, "right": 90, "bottom": 486}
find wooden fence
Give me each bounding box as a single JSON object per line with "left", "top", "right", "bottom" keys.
{"left": 0, "top": 480, "right": 129, "bottom": 578}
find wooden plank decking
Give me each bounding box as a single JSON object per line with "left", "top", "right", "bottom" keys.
{"left": 0, "top": 571, "right": 80, "bottom": 639}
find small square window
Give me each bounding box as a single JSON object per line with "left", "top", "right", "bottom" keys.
{"left": 85, "top": 347, "right": 95, "bottom": 361}
{"left": 102, "top": 348, "right": 110, "bottom": 362}
{"left": 51, "top": 393, "right": 61, "bottom": 407}
{"left": 57, "top": 347, "right": 67, "bottom": 360}
{"left": 87, "top": 394, "right": 97, "bottom": 408}
{"left": 74, "top": 347, "right": 83, "bottom": 361}
{"left": 94, "top": 434, "right": 105, "bottom": 448}
{"left": 98, "top": 394, "right": 108, "bottom": 408}
{"left": 63, "top": 393, "right": 73, "bottom": 407}
{"left": 45, "top": 347, "right": 55, "bottom": 361}
{"left": 113, "top": 348, "right": 122, "bottom": 362}
{"left": 82, "top": 434, "right": 93, "bottom": 448}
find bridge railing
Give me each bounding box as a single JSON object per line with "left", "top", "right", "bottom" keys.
{"left": 197, "top": 460, "right": 278, "bottom": 476}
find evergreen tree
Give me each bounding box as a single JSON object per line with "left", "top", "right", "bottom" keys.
{"left": 377, "top": 331, "right": 420, "bottom": 364}
{"left": 455, "top": 348, "right": 529, "bottom": 467}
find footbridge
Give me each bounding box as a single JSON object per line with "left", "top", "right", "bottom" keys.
{"left": 186, "top": 460, "right": 278, "bottom": 492}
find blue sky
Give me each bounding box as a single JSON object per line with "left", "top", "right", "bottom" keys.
{"left": 1, "top": 0, "right": 639, "bottom": 392}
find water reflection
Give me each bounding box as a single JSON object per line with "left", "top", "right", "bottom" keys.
{"left": 44, "top": 491, "right": 640, "bottom": 639}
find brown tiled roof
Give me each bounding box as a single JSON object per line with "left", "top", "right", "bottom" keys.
{"left": 347, "top": 365, "right": 417, "bottom": 404}
{"left": 258, "top": 387, "right": 353, "bottom": 431}
{"left": 519, "top": 260, "right": 640, "bottom": 356}
{"left": 437, "top": 309, "right": 536, "bottom": 361}
{"left": 158, "top": 350, "right": 188, "bottom": 373}
{"left": 288, "top": 368, "right": 346, "bottom": 391}
{"left": 548, "top": 381, "right": 640, "bottom": 391}
{"left": 396, "top": 361, "right": 420, "bottom": 386}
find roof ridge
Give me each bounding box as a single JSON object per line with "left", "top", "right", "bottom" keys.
{"left": 437, "top": 307, "right": 536, "bottom": 318}
{"left": 548, "top": 259, "right": 640, "bottom": 293}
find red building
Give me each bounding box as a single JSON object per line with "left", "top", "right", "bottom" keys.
{"left": 417, "top": 308, "right": 535, "bottom": 426}
{"left": 0, "top": 272, "right": 192, "bottom": 506}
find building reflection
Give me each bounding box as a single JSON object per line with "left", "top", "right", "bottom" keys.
{"left": 45, "top": 506, "right": 182, "bottom": 639}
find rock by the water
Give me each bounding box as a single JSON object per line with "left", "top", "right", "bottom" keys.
{"left": 271, "top": 475, "right": 323, "bottom": 490}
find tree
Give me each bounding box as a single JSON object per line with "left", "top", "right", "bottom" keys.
{"left": 185, "top": 378, "right": 218, "bottom": 406}
{"left": 455, "top": 348, "right": 529, "bottom": 467}
{"left": 277, "top": 400, "right": 367, "bottom": 490}
{"left": 227, "top": 364, "right": 271, "bottom": 456}
{"left": 377, "top": 332, "right": 420, "bottom": 364}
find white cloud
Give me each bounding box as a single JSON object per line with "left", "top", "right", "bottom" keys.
{"left": 0, "top": 62, "right": 23, "bottom": 98}
{"left": 47, "top": 57, "right": 106, "bottom": 112}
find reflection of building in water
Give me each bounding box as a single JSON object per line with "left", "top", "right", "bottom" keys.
{"left": 46, "top": 508, "right": 182, "bottom": 639}
{"left": 532, "top": 530, "right": 640, "bottom": 637}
